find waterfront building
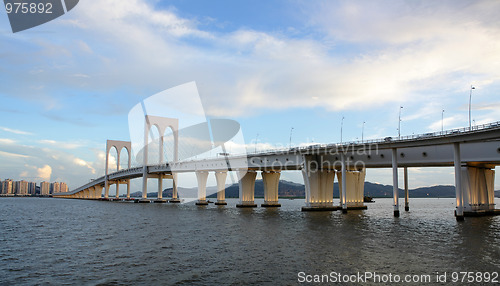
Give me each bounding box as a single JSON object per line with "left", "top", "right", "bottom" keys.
{"left": 51, "top": 182, "right": 61, "bottom": 194}
{"left": 13, "top": 180, "right": 29, "bottom": 195}
{"left": 28, "top": 182, "right": 37, "bottom": 195}
{"left": 40, "top": 182, "right": 50, "bottom": 196}
{"left": 60, "top": 182, "right": 68, "bottom": 193}
{"left": 2, "top": 179, "right": 13, "bottom": 195}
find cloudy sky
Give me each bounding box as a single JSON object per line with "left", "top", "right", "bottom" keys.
{"left": 1, "top": 0, "right": 500, "bottom": 192}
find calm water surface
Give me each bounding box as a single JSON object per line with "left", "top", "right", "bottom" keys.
{"left": 1, "top": 197, "right": 499, "bottom": 285}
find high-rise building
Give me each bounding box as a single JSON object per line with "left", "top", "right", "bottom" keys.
{"left": 50, "top": 182, "right": 61, "bottom": 194}
{"left": 14, "top": 180, "right": 29, "bottom": 195}
{"left": 60, "top": 182, "right": 68, "bottom": 193}
{"left": 2, "top": 179, "right": 13, "bottom": 195}
{"left": 40, "top": 181, "right": 50, "bottom": 196}
{"left": 28, "top": 182, "right": 37, "bottom": 195}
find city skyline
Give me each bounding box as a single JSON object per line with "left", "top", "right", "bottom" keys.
{"left": 1, "top": 0, "right": 500, "bottom": 191}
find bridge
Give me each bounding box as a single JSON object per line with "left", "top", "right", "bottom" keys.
{"left": 53, "top": 115, "right": 500, "bottom": 220}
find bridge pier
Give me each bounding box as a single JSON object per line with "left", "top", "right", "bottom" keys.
{"left": 236, "top": 170, "right": 257, "bottom": 208}
{"left": 454, "top": 143, "right": 464, "bottom": 220}
{"left": 104, "top": 181, "right": 110, "bottom": 199}
{"left": 155, "top": 174, "right": 167, "bottom": 203}
{"left": 404, "top": 167, "right": 409, "bottom": 211}
{"left": 301, "top": 156, "right": 336, "bottom": 211}
{"left": 196, "top": 171, "right": 209, "bottom": 205}
{"left": 392, "top": 148, "right": 400, "bottom": 217}
{"left": 462, "top": 166, "right": 496, "bottom": 216}
{"left": 261, "top": 171, "right": 281, "bottom": 207}
{"left": 126, "top": 180, "right": 131, "bottom": 199}
{"left": 94, "top": 185, "right": 103, "bottom": 199}
{"left": 337, "top": 167, "right": 367, "bottom": 210}
{"left": 214, "top": 171, "right": 227, "bottom": 205}
{"left": 170, "top": 173, "right": 180, "bottom": 203}
{"left": 340, "top": 153, "right": 347, "bottom": 213}
{"left": 115, "top": 183, "right": 120, "bottom": 199}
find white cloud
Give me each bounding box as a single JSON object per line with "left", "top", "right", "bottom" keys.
{"left": 38, "top": 139, "right": 85, "bottom": 150}
{"left": 0, "top": 142, "right": 102, "bottom": 188}
{"left": 37, "top": 165, "right": 52, "bottom": 181}
{"left": 3, "top": 0, "right": 497, "bottom": 119}
{"left": 0, "top": 126, "right": 33, "bottom": 135}
{"left": 0, "top": 150, "right": 31, "bottom": 159}
{"left": 0, "top": 138, "right": 16, "bottom": 144}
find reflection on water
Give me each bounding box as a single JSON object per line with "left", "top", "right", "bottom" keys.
{"left": 0, "top": 197, "right": 499, "bottom": 285}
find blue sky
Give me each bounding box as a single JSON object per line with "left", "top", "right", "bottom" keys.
{"left": 1, "top": 0, "right": 500, "bottom": 191}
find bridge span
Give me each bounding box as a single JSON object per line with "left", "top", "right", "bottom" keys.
{"left": 53, "top": 117, "right": 500, "bottom": 220}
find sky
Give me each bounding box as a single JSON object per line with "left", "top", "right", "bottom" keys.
{"left": 1, "top": 0, "right": 500, "bottom": 192}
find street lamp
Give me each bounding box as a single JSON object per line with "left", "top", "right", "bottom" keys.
{"left": 362, "top": 121, "right": 365, "bottom": 143}
{"left": 289, "top": 127, "right": 294, "bottom": 149}
{"left": 341, "top": 116, "right": 345, "bottom": 143}
{"left": 398, "top": 106, "right": 403, "bottom": 139}
{"left": 441, "top": 109, "right": 445, "bottom": 133}
{"left": 254, "top": 133, "right": 259, "bottom": 153}
{"left": 469, "top": 85, "right": 476, "bottom": 129}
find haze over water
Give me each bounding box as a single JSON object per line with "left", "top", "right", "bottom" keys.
{"left": 1, "top": 197, "right": 499, "bottom": 285}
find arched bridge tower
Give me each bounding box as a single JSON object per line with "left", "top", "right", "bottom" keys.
{"left": 105, "top": 140, "right": 132, "bottom": 199}
{"left": 141, "top": 116, "right": 179, "bottom": 202}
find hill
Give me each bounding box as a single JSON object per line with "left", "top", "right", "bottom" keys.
{"left": 130, "top": 180, "right": 462, "bottom": 198}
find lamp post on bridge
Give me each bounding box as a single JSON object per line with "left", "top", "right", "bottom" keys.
{"left": 362, "top": 121, "right": 365, "bottom": 143}
{"left": 341, "top": 116, "right": 345, "bottom": 143}
{"left": 469, "top": 85, "right": 476, "bottom": 129}
{"left": 442, "top": 109, "right": 445, "bottom": 133}
{"left": 254, "top": 133, "right": 259, "bottom": 153}
{"left": 398, "top": 106, "right": 403, "bottom": 139}
{"left": 289, "top": 127, "right": 294, "bottom": 149}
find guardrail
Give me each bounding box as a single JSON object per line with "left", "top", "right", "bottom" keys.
{"left": 70, "top": 120, "right": 500, "bottom": 193}
{"left": 238, "top": 120, "right": 500, "bottom": 156}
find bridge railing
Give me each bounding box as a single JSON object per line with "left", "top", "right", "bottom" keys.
{"left": 70, "top": 120, "right": 500, "bottom": 193}
{"left": 237, "top": 120, "right": 500, "bottom": 156}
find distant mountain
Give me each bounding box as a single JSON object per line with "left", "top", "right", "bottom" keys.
{"left": 130, "top": 180, "right": 463, "bottom": 198}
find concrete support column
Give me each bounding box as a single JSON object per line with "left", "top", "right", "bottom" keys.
{"left": 214, "top": 171, "right": 228, "bottom": 205}
{"left": 301, "top": 155, "right": 335, "bottom": 211}
{"left": 115, "top": 183, "right": 120, "bottom": 199}
{"left": 95, "top": 185, "right": 103, "bottom": 199}
{"left": 462, "top": 166, "right": 495, "bottom": 214}
{"left": 140, "top": 120, "right": 150, "bottom": 203}
{"left": 341, "top": 153, "right": 347, "bottom": 213}
{"left": 104, "top": 181, "right": 110, "bottom": 199}
{"left": 154, "top": 174, "right": 167, "bottom": 203}
{"left": 392, "top": 148, "right": 400, "bottom": 217}
{"left": 93, "top": 187, "right": 98, "bottom": 199}
{"left": 337, "top": 167, "right": 367, "bottom": 210}
{"left": 141, "top": 166, "right": 149, "bottom": 202}
{"left": 126, "top": 180, "right": 131, "bottom": 199}
{"left": 404, "top": 167, "right": 409, "bottom": 211}
{"left": 262, "top": 171, "right": 281, "bottom": 207}
{"left": 196, "top": 171, "right": 209, "bottom": 205}
{"left": 170, "top": 173, "right": 180, "bottom": 203}
{"left": 236, "top": 170, "right": 257, "bottom": 208}
{"left": 158, "top": 174, "right": 163, "bottom": 199}
{"left": 454, "top": 143, "right": 464, "bottom": 220}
